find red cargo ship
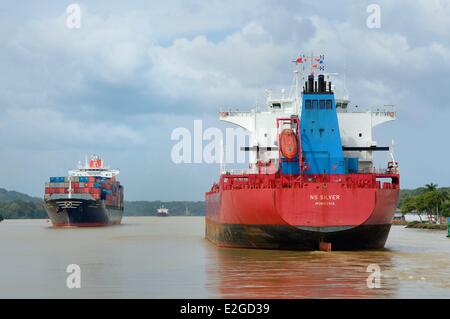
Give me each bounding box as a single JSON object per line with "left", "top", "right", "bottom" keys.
{"left": 44, "top": 155, "right": 124, "bottom": 227}
{"left": 205, "top": 65, "right": 399, "bottom": 250}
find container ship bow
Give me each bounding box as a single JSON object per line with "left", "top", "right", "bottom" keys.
{"left": 44, "top": 155, "right": 124, "bottom": 227}
{"left": 205, "top": 58, "right": 400, "bottom": 251}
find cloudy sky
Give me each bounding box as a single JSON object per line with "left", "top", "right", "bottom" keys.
{"left": 0, "top": 0, "right": 449, "bottom": 200}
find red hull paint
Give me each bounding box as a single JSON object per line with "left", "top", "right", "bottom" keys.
{"left": 206, "top": 184, "right": 398, "bottom": 227}
{"left": 205, "top": 173, "right": 399, "bottom": 250}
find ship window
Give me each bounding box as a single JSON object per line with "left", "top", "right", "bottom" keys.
{"left": 326, "top": 100, "right": 332, "bottom": 109}
{"left": 271, "top": 103, "right": 281, "bottom": 109}
{"left": 305, "top": 100, "right": 311, "bottom": 109}
{"left": 312, "top": 100, "right": 318, "bottom": 109}
{"left": 319, "top": 100, "right": 325, "bottom": 109}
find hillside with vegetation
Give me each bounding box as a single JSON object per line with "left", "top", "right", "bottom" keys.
{"left": 1, "top": 184, "right": 448, "bottom": 221}
{"left": 0, "top": 187, "right": 205, "bottom": 219}
{"left": 0, "top": 188, "right": 47, "bottom": 219}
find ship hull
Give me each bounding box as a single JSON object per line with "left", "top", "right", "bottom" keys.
{"left": 205, "top": 182, "right": 399, "bottom": 251}
{"left": 45, "top": 198, "right": 123, "bottom": 227}
{"left": 206, "top": 220, "right": 391, "bottom": 250}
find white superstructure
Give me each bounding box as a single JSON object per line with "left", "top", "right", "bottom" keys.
{"left": 219, "top": 63, "right": 396, "bottom": 173}
{"left": 68, "top": 155, "right": 120, "bottom": 178}
{"left": 157, "top": 206, "right": 169, "bottom": 215}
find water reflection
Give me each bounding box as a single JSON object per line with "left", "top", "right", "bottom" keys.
{"left": 206, "top": 246, "right": 398, "bottom": 298}
{"left": 1, "top": 218, "right": 448, "bottom": 298}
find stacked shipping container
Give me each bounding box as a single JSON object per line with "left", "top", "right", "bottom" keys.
{"left": 44, "top": 176, "right": 123, "bottom": 208}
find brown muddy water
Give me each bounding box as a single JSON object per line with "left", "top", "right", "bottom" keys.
{"left": 0, "top": 217, "right": 449, "bottom": 298}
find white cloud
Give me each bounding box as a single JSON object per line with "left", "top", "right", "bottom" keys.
{"left": 0, "top": 108, "right": 145, "bottom": 150}
{"left": 1, "top": 0, "right": 450, "bottom": 197}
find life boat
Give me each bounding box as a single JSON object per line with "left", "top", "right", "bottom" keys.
{"left": 279, "top": 128, "right": 298, "bottom": 160}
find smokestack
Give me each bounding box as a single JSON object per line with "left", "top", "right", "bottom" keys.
{"left": 318, "top": 74, "right": 325, "bottom": 93}
{"left": 308, "top": 75, "right": 314, "bottom": 93}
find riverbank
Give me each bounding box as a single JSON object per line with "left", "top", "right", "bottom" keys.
{"left": 404, "top": 221, "right": 447, "bottom": 230}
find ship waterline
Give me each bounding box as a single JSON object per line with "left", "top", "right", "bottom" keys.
{"left": 45, "top": 198, "right": 123, "bottom": 227}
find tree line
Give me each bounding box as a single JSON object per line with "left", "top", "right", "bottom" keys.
{"left": 1, "top": 185, "right": 449, "bottom": 221}
{"left": 0, "top": 188, "right": 206, "bottom": 219}
{"left": 0, "top": 200, "right": 47, "bottom": 219}
{"left": 0, "top": 200, "right": 205, "bottom": 219}
{"left": 400, "top": 183, "right": 450, "bottom": 223}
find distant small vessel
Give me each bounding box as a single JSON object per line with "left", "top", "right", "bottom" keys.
{"left": 156, "top": 205, "right": 169, "bottom": 217}
{"left": 392, "top": 212, "right": 406, "bottom": 224}
{"left": 44, "top": 155, "right": 124, "bottom": 227}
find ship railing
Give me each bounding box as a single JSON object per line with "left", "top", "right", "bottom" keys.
{"left": 372, "top": 110, "right": 396, "bottom": 118}
{"left": 221, "top": 168, "right": 257, "bottom": 175}
{"left": 337, "top": 108, "right": 396, "bottom": 116}
{"left": 358, "top": 167, "right": 392, "bottom": 174}
{"left": 222, "top": 167, "right": 395, "bottom": 175}
{"left": 218, "top": 109, "right": 254, "bottom": 117}
{"left": 216, "top": 172, "right": 399, "bottom": 191}
{"left": 222, "top": 168, "right": 395, "bottom": 175}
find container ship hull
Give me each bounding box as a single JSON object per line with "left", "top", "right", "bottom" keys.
{"left": 205, "top": 178, "right": 399, "bottom": 250}
{"left": 44, "top": 155, "right": 124, "bottom": 228}
{"left": 156, "top": 213, "right": 169, "bottom": 217}
{"left": 45, "top": 196, "right": 123, "bottom": 227}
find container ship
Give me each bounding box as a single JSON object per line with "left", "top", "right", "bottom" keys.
{"left": 156, "top": 205, "right": 169, "bottom": 217}
{"left": 44, "top": 155, "right": 124, "bottom": 227}
{"left": 205, "top": 56, "right": 400, "bottom": 250}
